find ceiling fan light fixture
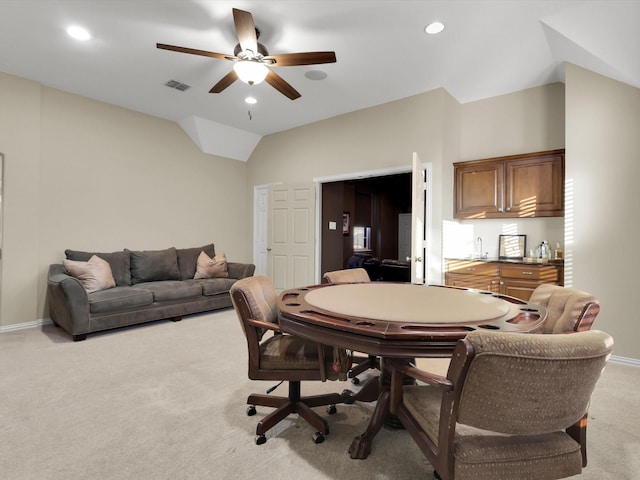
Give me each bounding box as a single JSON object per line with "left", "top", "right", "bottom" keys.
{"left": 245, "top": 96, "right": 257, "bottom": 105}
{"left": 233, "top": 60, "right": 269, "bottom": 85}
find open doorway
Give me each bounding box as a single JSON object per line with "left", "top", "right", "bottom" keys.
{"left": 320, "top": 172, "right": 412, "bottom": 281}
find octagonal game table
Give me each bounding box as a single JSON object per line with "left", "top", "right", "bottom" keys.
{"left": 278, "top": 282, "right": 547, "bottom": 459}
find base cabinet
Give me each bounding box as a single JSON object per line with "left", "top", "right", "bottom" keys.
{"left": 445, "top": 260, "right": 563, "bottom": 302}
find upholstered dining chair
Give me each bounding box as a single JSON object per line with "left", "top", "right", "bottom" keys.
{"left": 388, "top": 329, "right": 614, "bottom": 480}
{"left": 529, "top": 283, "right": 600, "bottom": 333}
{"left": 322, "top": 268, "right": 377, "bottom": 385}
{"left": 230, "top": 275, "right": 351, "bottom": 445}
{"left": 322, "top": 267, "right": 371, "bottom": 284}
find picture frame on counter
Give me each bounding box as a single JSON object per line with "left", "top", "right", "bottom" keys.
{"left": 499, "top": 234, "right": 526, "bottom": 260}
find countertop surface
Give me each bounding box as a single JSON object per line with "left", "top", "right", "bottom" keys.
{"left": 445, "top": 257, "right": 564, "bottom": 266}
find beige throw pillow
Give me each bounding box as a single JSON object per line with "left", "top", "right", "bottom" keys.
{"left": 194, "top": 251, "right": 229, "bottom": 279}
{"left": 63, "top": 255, "right": 116, "bottom": 293}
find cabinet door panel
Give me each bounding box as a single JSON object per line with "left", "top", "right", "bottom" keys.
{"left": 505, "top": 154, "right": 564, "bottom": 217}
{"left": 455, "top": 162, "right": 503, "bottom": 218}
{"left": 500, "top": 279, "right": 545, "bottom": 302}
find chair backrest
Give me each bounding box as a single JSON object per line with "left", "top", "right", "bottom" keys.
{"left": 455, "top": 329, "right": 613, "bottom": 435}
{"left": 529, "top": 284, "right": 600, "bottom": 333}
{"left": 230, "top": 275, "right": 278, "bottom": 342}
{"left": 322, "top": 268, "right": 371, "bottom": 284}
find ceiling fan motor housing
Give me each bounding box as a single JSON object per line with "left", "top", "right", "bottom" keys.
{"left": 233, "top": 41, "right": 269, "bottom": 59}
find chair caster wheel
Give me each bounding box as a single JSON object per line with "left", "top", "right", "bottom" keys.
{"left": 312, "top": 432, "right": 325, "bottom": 444}
{"left": 255, "top": 434, "right": 266, "bottom": 445}
{"left": 341, "top": 389, "right": 356, "bottom": 404}
{"left": 351, "top": 377, "right": 360, "bottom": 385}
{"left": 247, "top": 405, "right": 256, "bottom": 416}
{"left": 327, "top": 404, "right": 337, "bottom": 415}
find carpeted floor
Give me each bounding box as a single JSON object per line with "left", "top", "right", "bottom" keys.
{"left": 1, "top": 309, "right": 638, "bottom": 479}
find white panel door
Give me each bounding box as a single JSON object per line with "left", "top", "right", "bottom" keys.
{"left": 252, "top": 185, "right": 268, "bottom": 276}
{"left": 268, "top": 183, "right": 316, "bottom": 292}
{"left": 411, "top": 152, "right": 426, "bottom": 284}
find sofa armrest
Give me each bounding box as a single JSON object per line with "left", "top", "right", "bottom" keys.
{"left": 227, "top": 262, "right": 256, "bottom": 280}
{"left": 47, "top": 264, "right": 91, "bottom": 338}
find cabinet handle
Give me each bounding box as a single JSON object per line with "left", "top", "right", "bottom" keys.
{"left": 506, "top": 207, "right": 511, "bottom": 212}
{"left": 498, "top": 208, "right": 503, "bottom": 212}
{"left": 522, "top": 271, "right": 533, "bottom": 275}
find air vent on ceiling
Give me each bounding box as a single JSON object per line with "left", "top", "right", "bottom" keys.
{"left": 164, "top": 80, "right": 191, "bottom": 91}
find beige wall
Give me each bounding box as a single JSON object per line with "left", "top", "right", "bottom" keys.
{"left": 249, "top": 88, "right": 453, "bottom": 186}
{"left": 460, "top": 82, "right": 566, "bottom": 160}
{"left": 0, "top": 73, "right": 251, "bottom": 326}
{"left": 565, "top": 64, "right": 640, "bottom": 360}
{"left": 0, "top": 73, "right": 42, "bottom": 327}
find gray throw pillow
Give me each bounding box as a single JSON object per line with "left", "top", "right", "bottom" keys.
{"left": 126, "top": 247, "right": 180, "bottom": 284}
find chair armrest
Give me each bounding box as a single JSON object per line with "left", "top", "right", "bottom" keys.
{"left": 387, "top": 358, "right": 453, "bottom": 416}
{"left": 386, "top": 358, "right": 453, "bottom": 390}
{"left": 246, "top": 317, "right": 281, "bottom": 333}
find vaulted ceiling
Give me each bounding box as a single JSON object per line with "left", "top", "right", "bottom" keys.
{"left": 0, "top": 1, "right": 638, "bottom": 160}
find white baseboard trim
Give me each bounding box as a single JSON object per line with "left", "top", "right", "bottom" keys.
{"left": 609, "top": 355, "right": 640, "bottom": 367}
{"left": 0, "top": 317, "right": 52, "bottom": 333}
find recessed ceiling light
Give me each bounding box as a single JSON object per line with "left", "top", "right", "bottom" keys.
{"left": 304, "top": 70, "right": 328, "bottom": 81}
{"left": 425, "top": 21, "right": 445, "bottom": 35}
{"left": 245, "top": 96, "right": 257, "bottom": 105}
{"left": 66, "top": 25, "right": 91, "bottom": 41}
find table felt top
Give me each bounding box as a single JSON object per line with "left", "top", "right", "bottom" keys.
{"left": 304, "top": 283, "right": 520, "bottom": 324}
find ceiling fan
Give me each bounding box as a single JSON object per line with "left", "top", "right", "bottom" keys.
{"left": 157, "top": 8, "right": 336, "bottom": 100}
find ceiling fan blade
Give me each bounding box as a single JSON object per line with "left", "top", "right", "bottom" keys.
{"left": 156, "top": 43, "right": 232, "bottom": 61}
{"left": 265, "top": 51, "right": 337, "bottom": 67}
{"left": 209, "top": 70, "right": 238, "bottom": 93}
{"left": 264, "top": 70, "right": 301, "bottom": 100}
{"left": 232, "top": 8, "right": 258, "bottom": 55}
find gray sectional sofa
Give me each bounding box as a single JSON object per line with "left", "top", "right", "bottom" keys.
{"left": 47, "top": 244, "right": 255, "bottom": 341}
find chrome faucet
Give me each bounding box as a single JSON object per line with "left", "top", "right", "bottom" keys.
{"left": 476, "top": 237, "right": 484, "bottom": 259}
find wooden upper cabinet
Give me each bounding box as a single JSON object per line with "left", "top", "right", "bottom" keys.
{"left": 454, "top": 149, "right": 564, "bottom": 219}
{"left": 455, "top": 161, "right": 504, "bottom": 218}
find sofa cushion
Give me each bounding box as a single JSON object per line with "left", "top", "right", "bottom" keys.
{"left": 176, "top": 244, "right": 215, "bottom": 280}
{"left": 65, "top": 249, "right": 131, "bottom": 286}
{"left": 192, "top": 278, "right": 237, "bottom": 296}
{"left": 87, "top": 286, "right": 154, "bottom": 314}
{"left": 127, "top": 247, "right": 180, "bottom": 284}
{"left": 63, "top": 255, "right": 116, "bottom": 293}
{"left": 194, "top": 251, "right": 229, "bottom": 279}
{"left": 136, "top": 281, "right": 203, "bottom": 302}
